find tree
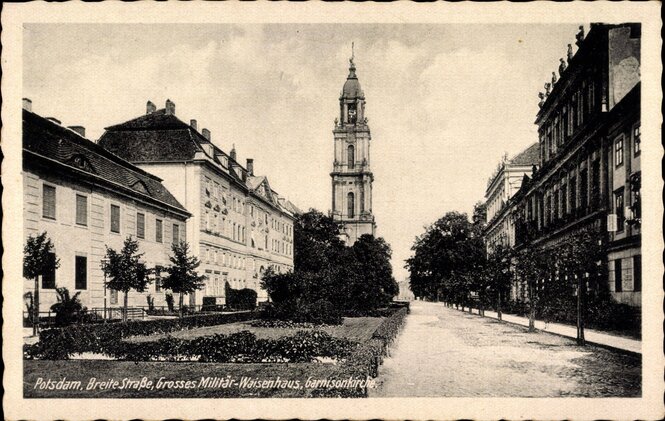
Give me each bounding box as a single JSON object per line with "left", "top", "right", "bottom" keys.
{"left": 261, "top": 210, "right": 398, "bottom": 323}
{"left": 554, "top": 228, "right": 606, "bottom": 345}
{"left": 406, "top": 211, "right": 485, "bottom": 305}
{"left": 102, "top": 236, "right": 151, "bottom": 322}
{"left": 161, "top": 241, "right": 207, "bottom": 318}
{"left": 486, "top": 244, "right": 513, "bottom": 320}
{"left": 23, "top": 231, "right": 60, "bottom": 335}
{"left": 50, "top": 287, "right": 85, "bottom": 327}
{"left": 350, "top": 234, "right": 399, "bottom": 312}
{"left": 513, "top": 241, "right": 551, "bottom": 332}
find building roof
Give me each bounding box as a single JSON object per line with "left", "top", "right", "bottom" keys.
{"left": 341, "top": 59, "right": 364, "bottom": 99}
{"left": 23, "top": 109, "right": 189, "bottom": 215}
{"left": 510, "top": 142, "right": 540, "bottom": 166}
{"left": 99, "top": 109, "right": 205, "bottom": 162}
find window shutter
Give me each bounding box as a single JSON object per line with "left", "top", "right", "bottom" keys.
{"left": 43, "top": 185, "right": 56, "bottom": 219}
{"left": 76, "top": 195, "right": 87, "bottom": 226}
{"left": 137, "top": 213, "right": 145, "bottom": 239}
{"left": 111, "top": 205, "right": 120, "bottom": 233}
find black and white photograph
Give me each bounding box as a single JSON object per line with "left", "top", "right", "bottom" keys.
{"left": 2, "top": 3, "right": 662, "bottom": 420}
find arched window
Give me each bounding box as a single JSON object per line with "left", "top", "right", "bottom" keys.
{"left": 347, "top": 145, "right": 355, "bottom": 169}
{"left": 347, "top": 192, "right": 355, "bottom": 218}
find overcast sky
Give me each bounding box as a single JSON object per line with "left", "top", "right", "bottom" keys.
{"left": 24, "top": 23, "right": 582, "bottom": 281}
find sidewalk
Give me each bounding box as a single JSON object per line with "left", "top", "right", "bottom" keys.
{"left": 456, "top": 306, "right": 641, "bottom": 355}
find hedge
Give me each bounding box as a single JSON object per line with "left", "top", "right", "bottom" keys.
{"left": 312, "top": 306, "right": 409, "bottom": 397}
{"left": 225, "top": 282, "right": 258, "bottom": 310}
{"left": 26, "top": 310, "right": 258, "bottom": 360}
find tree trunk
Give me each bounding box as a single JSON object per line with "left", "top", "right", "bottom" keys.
{"left": 179, "top": 292, "right": 184, "bottom": 319}
{"left": 33, "top": 276, "right": 40, "bottom": 336}
{"left": 528, "top": 283, "right": 535, "bottom": 332}
{"left": 123, "top": 291, "right": 129, "bottom": 322}
{"left": 497, "top": 289, "right": 502, "bottom": 321}
{"left": 577, "top": 274, "right": 586, "bottom": 345}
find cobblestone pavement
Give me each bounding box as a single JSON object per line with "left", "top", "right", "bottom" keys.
{"left": 370, "top": 301, "right": 640, "bottom": 397}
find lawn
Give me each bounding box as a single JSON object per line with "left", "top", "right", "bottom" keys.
{"left": 126, "top": 316, "right": 384, "bottom": 343}
{"left": 24, "top": 360, "right": 361, "bottom": 398}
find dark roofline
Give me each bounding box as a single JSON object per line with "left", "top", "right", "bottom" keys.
{"left": 26, "top": 109, "right": 166, "bottom": 183}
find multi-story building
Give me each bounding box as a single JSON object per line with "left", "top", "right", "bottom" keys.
{"left": 484, "top": 143, "right": 540, "bottom": 253}
{"left": 330, "top": 54, "right": 377, "bottom": 244}
{"left": 98, "top": 100, "right": 298, "bottom": 305}
{"left": 22, "top": 100, "right": 190, "bottom": 313}
{"left": 511, "top": 23, "right": 641, "bottom": 306}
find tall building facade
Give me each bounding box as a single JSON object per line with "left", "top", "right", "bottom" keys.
{"left": 484, "top": 143, "right": 540, "bottom": 253}
{"left": 98, "top": 100, "right": 299, "bottom": 305}
{"left": 22, "top": 101, "right": 190, "bottom": 313}
{"left": 330, "top": 55, "right": 376, "bottom": 244}
{"left": 510, "top": 23, "right": 641, "bottom": 306}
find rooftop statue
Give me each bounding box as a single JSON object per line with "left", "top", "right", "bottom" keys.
{"left": 567, "top": 44, "right": 574, "bottom": 62}
{"left": 575, "top": 25, "right": 585, "bottom": 47}
{"left": 559, "top": 58, "right": 567, "bottom": 76}
{"left": 538, "top": 92, "right": 545, "bottom": 108}
{"left": 544, "top": 82, "right": 551, "bottom": 96}
{"left": 551, "top": 71, "right": 557, "bottom": 85}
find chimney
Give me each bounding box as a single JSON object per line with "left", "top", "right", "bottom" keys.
{"left": 246, "top": 159, "right": 254, "bottom": 176}
{"left": 190, "top": 119, "right": 198, "bottom": 131}
{"left": 68, "top": 126, "right": 86, "bottom": 137}
{"left": 201, "top": 128, "right": 211, "bottom": 141}
{"left": 46, "top": 117, "right": 61, "bottom": 125}
{"left": 146, "top": 100, "right": 156, "bottom": 114}
{"left": 22, "top": 98, "right": 32, "bottom": 112}
{"left": 165, "top": 99, "right": 175, "bottom": 115}
{"left": 230, "top": 144, "right": 237, "bottom": 161}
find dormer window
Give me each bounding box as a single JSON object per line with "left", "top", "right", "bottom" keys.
{"left": 131, "top": 180, "right": 150, "bottom": 195}
{"left": 68, "top": 154, "right": 95, "bottom": 173}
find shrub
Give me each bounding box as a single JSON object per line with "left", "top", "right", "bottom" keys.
{"left": 50, "top": 287, "right": 85, "bottom": 327}
{"left": 165, "top": 292, "right": 174, "bottom": 312}
{"left": 225, "top": 282, "right": 257, "bottom": 310}
{"left": 296, "top": 300, "right": 343, "bottom": 325}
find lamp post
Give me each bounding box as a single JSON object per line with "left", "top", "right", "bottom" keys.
{"left": 100, "top": 258, "right": 109, "bottom": 322}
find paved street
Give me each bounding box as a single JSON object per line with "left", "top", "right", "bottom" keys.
{"left": 370, "top": 301, "right": 640, "bottom": 397}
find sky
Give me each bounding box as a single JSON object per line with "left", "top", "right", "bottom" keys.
{"left": 24, "top": 23, "right": 582, "bottom": 281}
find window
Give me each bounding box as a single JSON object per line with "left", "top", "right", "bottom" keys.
{"left": 561, "top": 183, "right": 567, "bottom": 215}
{"left": 75, "top": 255, "right": 87, "bottom": 290}
{"left": 633, "top": 125, "right": 641, "bottom": 155}
{"left": 76, "top": 194, "right": 87, "bottom": 226}
{"left": 614, "top": 188, "right": 625, "bottom": 232}
{"left": 347, "top": 192, "right": 355, "bottom": 218}
{"left": 614, "top": 259, "right": 623, "bottom": 292}
{"left": 633, "top": 255, "right": 641, "bottom": 292}
{"left": 43, "top": 184, "right": 56, "bottom": 219}
{"left": 137, "top": 213, "right": 145, "bottom": 239}
{"left": 173, "top": 223, "right": 180, "bottom": 244}
{"left": 110, "top": 204, "right": 120, "bottom": 233}
{"left": 42, "top": 252, "right": 57, "bottom": 289}
{"left": 155, "top": 274, "right": 162, "bottom": 292}
{"left": 580, "top": 168, "right": 588, "bottom": 209}
{"left": 156, "top": 219, "right": 163, "bottom": 242}
{"left": 110, "top": 289, "right": 118, "bottom": 305}
{"left": 569, "top": 176, "right": 577, "bottom": 211}
{"left": 348, "top": 145, "right": 355, "bottom": 169}
{"left": 615, "top": 137, "right": 624, "bottom": 167}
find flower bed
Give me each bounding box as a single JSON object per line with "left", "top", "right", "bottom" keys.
{"left": 25, "top": 310, "right": 258, "bottom": 360}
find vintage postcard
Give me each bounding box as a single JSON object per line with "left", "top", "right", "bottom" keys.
{"left": 2, "top": 2, "right": 663, "bottom": 420}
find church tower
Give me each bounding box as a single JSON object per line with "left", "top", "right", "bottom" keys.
{"left": 330, "top": 48, "right": 376, "bottom": 244}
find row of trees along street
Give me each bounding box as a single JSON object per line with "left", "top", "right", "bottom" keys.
{"left": 24, "top": 232, "right": 206, "bottom": 332}
{"left": 406, "top": 203, "right": 622, "bottom": 345}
